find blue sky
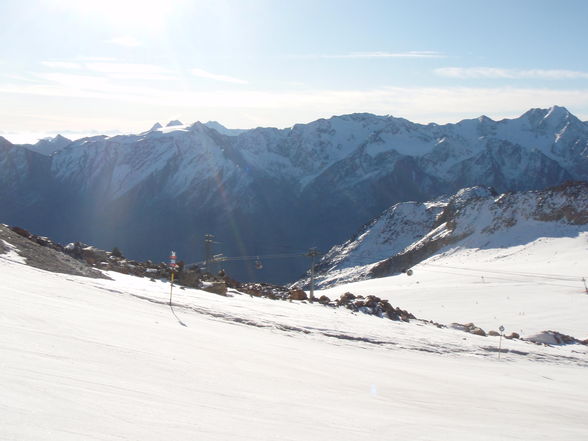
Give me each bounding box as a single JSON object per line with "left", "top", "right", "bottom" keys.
{"left": 1, "top": 0, "right": 588, "bottom": 142}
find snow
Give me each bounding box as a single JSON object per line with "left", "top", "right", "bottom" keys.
{"left": 0, "top": 240, "right": 26, "bottom": 264}
{"left": 317, "top": 201, "right": 440, "bottom": 283}
{"left": 312, "top": 183, "right": 587, "bottom": 290}
{"left": 1, "top": 244, "right": 588, "bottom": 440}
{"left": 321, "top": 232, "right": 588, "bottom": 339}
{"left": 204, "top": 121, "right": 246, "bottom": 136}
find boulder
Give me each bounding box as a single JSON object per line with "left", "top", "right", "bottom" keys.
{"left": 338, "top": 292, "right": 356, "bottom": 306}
{"left": 526, "top": 330, "right": 578, "bottom": 345}
{"left": 318, "top": 295, "right": 331, "bottom": 305}
{"left": 470, "top": 327, "right": 486, "bottom": 337}
{"left": 202, "top": 282, "right": 228, "bottom": 296}
{"left": 289, "top": 289, "right": 308, "bottom": 301}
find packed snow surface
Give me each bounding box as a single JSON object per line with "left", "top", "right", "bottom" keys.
{"left": 1, "top": 247, "right": 587, "bottom": 440}
{"left": 321, "top": 232, "right": 588, "bottom": 339}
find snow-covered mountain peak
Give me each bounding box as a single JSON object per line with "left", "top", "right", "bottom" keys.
{"left": 188, "top": 121, "right": 209, "bottom": 132}
{"left": 449, "top": 186, "right": 497, "bottom": 206}
{"left": 51, "top": 134, "right": 69, "bottom": 142}
{"left": 204, "top": 121, "right": 245, "bottom": 136}
{"left": 25, "top": 134, "right": 72, "bottom": 156}
{"left": 545, "top": 104, "right": 571, "bottom": 119}
{"left": 149, "top": 122, "right": 163, "bottom": 131}
{"left": 519, "top": 105, "right": 576, "bottom": 129}
{"left": 166, "top": 120, "right": 183, "bottom": 127}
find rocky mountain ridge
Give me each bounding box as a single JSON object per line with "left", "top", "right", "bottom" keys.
{"left": 304, "top": 181, "right": 588, "bottom": 288}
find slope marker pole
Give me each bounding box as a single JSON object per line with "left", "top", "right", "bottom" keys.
{"left": 169, "top": 251, "right": 177, "bottom": 306}
{"left": 498, "top": 325, "right": 505, "bottom": 360}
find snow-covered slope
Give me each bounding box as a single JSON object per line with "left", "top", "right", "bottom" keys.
{"left": 1, "top": 230, "right": 587, "bottom": 440}
{"left": 1, "top": 107, "right": 587, "bottom": 283}
{"left": 310, "top": 182, "right": 588, "bottom": 288}
{"left": 320, "top": 231, "right": 588, "bottom": 339}
{"left": 305, "top": 183, "right": 588, "bottom": 341}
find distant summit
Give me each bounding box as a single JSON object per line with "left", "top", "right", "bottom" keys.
{"left": 166, "top": 120, "right": 183, "bottom": 127}
{"left": 25, "top": 134, "right": 72, "bottom": 156}
{"left": 0, "top": 136, "right": 13, "bottom": 149}
{"left": 204, "top": 121, "right": 245, "bottom": 136}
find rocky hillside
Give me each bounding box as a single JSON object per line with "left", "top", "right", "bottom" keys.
{"left": 0, "top": 224, "right": 107, "bottom": 279}
{"left": 1, "top": 106, "right": 587, "bottom": 283}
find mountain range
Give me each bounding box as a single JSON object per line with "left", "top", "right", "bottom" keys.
{"left": 1, "top": 106, "right": 587, "bottom": 283}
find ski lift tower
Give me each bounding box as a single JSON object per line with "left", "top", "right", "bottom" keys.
{"left": 204, "top": 234, "right": 214, "bottom": 274}
{"left": 306, "top": 248, "right": 320, "bottom": 302}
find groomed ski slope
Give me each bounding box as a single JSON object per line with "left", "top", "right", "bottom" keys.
{"left": 321, "top": 233, "right": 588, "bottom": 340}
{"left": 1, "top": 249, "right": 587, "bottom": 440}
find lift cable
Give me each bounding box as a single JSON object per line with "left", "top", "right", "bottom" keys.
{"left": 420, "top": 268, "right": 582, "bottom": 290}
{"left": 188, "top": 250, "right": 319, "bottom": 268}
{"left": 422, "top": 262, "right": 585, "bottom": 283}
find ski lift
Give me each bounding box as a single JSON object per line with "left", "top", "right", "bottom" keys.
{"left": 255, "top": 258, "right": 263, "bottom": 270}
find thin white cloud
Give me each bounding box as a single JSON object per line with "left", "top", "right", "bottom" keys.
{"left": 435, "top": 67, "right": 588, "bottom": 80}
{"left": 84, "top": 62, "right": 176, "bottom": 80}
{"left": 77, "top": 57, "right": 118, "bottom": 62}
{"left": 190, "top": 68, "right": 248, "bottom": 84}
{"left": 2, "top": 71, "right": 588, "bottom": 126}
{"left": 41, "top": 61, "right": 82, "bottom": 70}
{"left": 107, "top": 36, "right": 142, "bottom": 47}
{"left": 35, "top": 60, "right": 174, "bottom": 81}
{"left": 324, "top": 51, "right": 445, "bottom": 59}
{"left": 85, "top": 62, "right": 170, "bottom": 74}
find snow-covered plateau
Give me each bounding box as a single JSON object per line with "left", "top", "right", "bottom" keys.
{"left": 1, "top": 224, "right": 587, "bottom": 440}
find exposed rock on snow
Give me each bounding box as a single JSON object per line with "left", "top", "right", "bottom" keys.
{"left": 450, "top": 323, "right": 488, "bottom": 337}
{"left": 336, "top": 292, "right": 416, "bottom": 322}
{"left": 526, "top": 330, "right": 588, "bottom": 346}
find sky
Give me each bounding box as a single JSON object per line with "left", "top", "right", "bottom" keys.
{"left": 1, "top": 0, "right": 588, "bottom": 142}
